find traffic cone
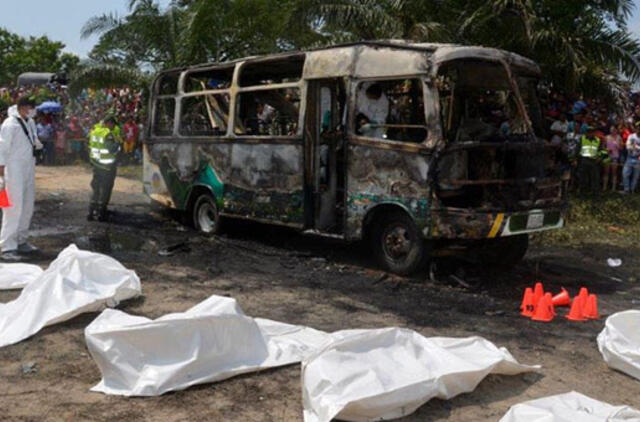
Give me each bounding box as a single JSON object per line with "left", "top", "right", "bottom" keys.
{"left": 552, "top": 288, "right": 571, "bottom": 307}
{"left": 583, "top": 294, "right": 600, "bottom": 320}
{"left": 532, "top": 292, "right": 555, "bottom": 322}
{"left": 577, "top": 287, "right": 589, "bottom": 309}
{"left": 520, "top": 287, "right": 535, "bottom": 317}
{"left": 0, "top": 189, "right": 10, "bottom": 209}
{"left": 533, "top": 282, "right": 544, "bottom": 309}
{"left": 566, "top": 295, "right": 586, "bottom": 321}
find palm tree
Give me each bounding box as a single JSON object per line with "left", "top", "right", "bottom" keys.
{"left": 81, "top": 0, "right": 186, "bottom": 69}
{"left": 456, "top": 0, "right": 640, "bottom": 97}
{"left": 292, "top": 0, "right": 450, "bottom": 42}
{"left": 307, "top": 0, "right": 640, "bottom": 99}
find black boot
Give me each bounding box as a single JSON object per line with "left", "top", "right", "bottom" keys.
{"left": 87, "top": 205, "right": 97, "bottom": 221}
{"left": 97, "top": 207, "right": 109, "bottom": 222}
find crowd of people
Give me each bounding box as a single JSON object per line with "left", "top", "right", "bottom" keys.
{"left": 543, "top": 91, "right": 640, "bottom": 194}
{"left": 0, "top": 83, "right": 144, "bottom": 165}
{"left": 2, "top": 81, "right": 640, "bottom": 195}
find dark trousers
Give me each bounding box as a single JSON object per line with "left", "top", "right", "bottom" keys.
{"left": 42, "top": 140, "right": 54, "bottom": 165}
{"left": 578, "top": 157, "right": 600, "bottom": 193}
{"left": 90, "top": 165, "right": 117, "bottom": 216}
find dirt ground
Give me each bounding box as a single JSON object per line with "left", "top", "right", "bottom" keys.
{"left": 1, "top": 165, "right": 639, "bottom": 422}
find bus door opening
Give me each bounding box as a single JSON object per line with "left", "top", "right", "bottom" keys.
{"left": 305, "top": 79, "right": 346, "bottom": 234}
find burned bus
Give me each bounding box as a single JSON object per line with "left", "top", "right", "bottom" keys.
{"left": 144, "top": 41, "right": 568, "bottom": 274}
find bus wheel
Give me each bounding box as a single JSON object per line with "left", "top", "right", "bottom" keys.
{"left": 193, "top": 193, "right": 221, "bottom": 235}
{"left": 372, "top": 212, "right": 424, "bottom": 275}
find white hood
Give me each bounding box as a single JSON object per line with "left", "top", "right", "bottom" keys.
{"left": 7, "top": 105, "right": 19, "bottom": 119}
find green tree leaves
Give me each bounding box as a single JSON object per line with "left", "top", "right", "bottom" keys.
{"left": 0, "top": 28, "right": 79, "bottom": 86}
{"left": 82, "top": 0, "right": 640, "bottom": 101}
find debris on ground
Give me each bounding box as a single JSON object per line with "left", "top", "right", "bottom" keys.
{"left": 607, "top": 225, "right": 626, "bottom": 235}
{"left": 597, "top": 310, "right": 640, "bottom": 381}
{"left": 608, "top": 258, "right": 623, "bottom": 267}
{"left": 0, "top": 244, "right": 141, "bottom": 348}
{"left": 499, "top": 391, "right": 640, "bottom": 421}
{"left": 20, "top": 362, "right": 38, "bottom": 375}
{"left": 157, "top": 241, "right": 191, "bottom": 257}
{"left": 301, "top": 328, "right": 538, "bottom": 422}
{"left": 85, "top": 295, "right": 330, "bottom": 396}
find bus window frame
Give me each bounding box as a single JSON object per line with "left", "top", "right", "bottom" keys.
{"left": 348, "top": 76, "right": 433, "bottom": 151}
{"left": 149, "top": 69, "right": 182, "bottom": 140}
{"left": 178, "top": 90, "right": 232, "bottom": 138}
{"left": 182, "top": 65, "right": 235, "bottom": 93}
{"left": 232, "top": 58, "right": 305, "bottom": 140}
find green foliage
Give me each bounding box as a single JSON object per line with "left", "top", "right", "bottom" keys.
{"left": 68, "top": 64, "right": 150, "bottom": 97}
{"left": 539, "top": 192, "right": 640, "bottom": 247}
{"left": 0, "top": 27, "right": 80, "bottom": 86}
{"left": 83, "top": 0, "right": 324, "bottom": 69}
{"left": 82, "top": 0, "right": 640, "bottom": 101}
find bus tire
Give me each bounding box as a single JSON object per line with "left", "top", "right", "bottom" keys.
{"left": 371, "top": 211, "right": 425, "bottom": 275}
{"left": 192, "top": 193, "right": 221, "bottom": 235}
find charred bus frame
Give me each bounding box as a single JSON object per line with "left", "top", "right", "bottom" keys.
{"left": 144, "top": 41, "right": 568, "bottom": 274}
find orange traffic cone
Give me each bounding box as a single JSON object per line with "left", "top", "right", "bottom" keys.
{"left": 577, "top": 287, "right": 589, "bottom": 308}
{"left": 583, "top": 294, "right": 600, "bottom": 319}
{"left": 0, "top": 189, "right": 10, "bottom": 209}
{"left": 533, "top": 282, "right": 544, "bottom": 309}
{"left": 552, "top": 288, "right": 571, "bottom": 307}
{"left": 532, "top": 292, "right": 555, "bottom": 322}
{"left": 566, "top": 295, "right": 586, "bottom": 321}
{"left": 520, "top": 287, "right": 535, "bottom": 317}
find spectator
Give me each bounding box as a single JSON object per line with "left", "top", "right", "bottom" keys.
{"left": 603, "top": 126, "right": 622, "bottom": 191}
{"left": 54, "top": 122, "right": 66, "bottom": 165}
{"left": 550, "top": 113, "right": 569, "bottom": 146}
{"left": 122, "top": 116, "right": 139, "bottom": 161}
{"left": 36, "top": 115, "right": 55, "bottom": 165}
{"left": 622, "top": 124, "right": 640, "bottom": 194}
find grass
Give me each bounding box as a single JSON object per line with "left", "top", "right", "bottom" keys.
{"left": 536, "top": 192, "right": 640, "bottom": 248}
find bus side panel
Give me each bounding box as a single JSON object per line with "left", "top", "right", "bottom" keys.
{"left": 143, "top": 144, "right": 176, "bottom": 208}
{"left": 345, "top": 143, "right": 432, "bottom": 240}
{"left": 222, "top": 142, "right": 305, "bottom": 225}
{"left": 144, "top": 142, "right": 199, "bottom": 210}
{"left": 145, "top": 141, "right": 305, "bottom": 226}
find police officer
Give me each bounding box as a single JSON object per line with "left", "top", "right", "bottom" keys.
{"left": 578, "top": 126, "right": 607, "bottom": 194}
{"left": 88, "top": 116, "right": 122, "bottom": 221}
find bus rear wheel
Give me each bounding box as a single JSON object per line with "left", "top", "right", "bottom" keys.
{"left": 371, "top": 211, "right": 425, "bottom": 275}
{"left": 192, "top": 193, "right": 221, "bottom": 235}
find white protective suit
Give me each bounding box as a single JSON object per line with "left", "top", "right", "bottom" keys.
{"left": 0, "top": 105, "right": 41, "bottom": 252}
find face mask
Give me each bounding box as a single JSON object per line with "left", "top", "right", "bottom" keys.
{"left": 27, "top": 109, "right": 36, "bottom": 119}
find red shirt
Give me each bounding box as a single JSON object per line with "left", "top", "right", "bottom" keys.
{"left": 123, "top": 122, "right": 139, "bottom": 144}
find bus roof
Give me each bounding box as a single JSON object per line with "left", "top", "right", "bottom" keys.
{"left": 158, "top": 40, "right": 540, "bottom": 80}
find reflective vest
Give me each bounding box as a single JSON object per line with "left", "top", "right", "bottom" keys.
{"left": 580, "top": 136, "right": 600, "bottom": 158}
{"left": 89, "top": 123, "right": 120, "bottom": 169}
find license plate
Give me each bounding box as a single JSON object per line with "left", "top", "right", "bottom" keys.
{"left": 526, "top": 213, "right": 544, "bottom": 230}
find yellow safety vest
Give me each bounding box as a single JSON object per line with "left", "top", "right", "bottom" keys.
{"left": 580, "top": 136, "right": 600, "bottom": 159}
{"left": 89, "top": 124, "right": 121, "bottom": 169}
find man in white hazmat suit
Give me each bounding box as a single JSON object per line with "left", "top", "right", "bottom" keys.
{"left": 0, "top": 97, "right": 43, "bottom": 261}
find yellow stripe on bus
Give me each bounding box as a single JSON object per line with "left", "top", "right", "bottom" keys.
{"left": 488, "top": 213, "right": 505, "bottom": 238}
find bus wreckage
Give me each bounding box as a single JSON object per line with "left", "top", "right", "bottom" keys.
{"left": 144, "top": 41, "right": 569, "bottom": 274}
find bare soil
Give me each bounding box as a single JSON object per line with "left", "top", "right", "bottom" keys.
{"left": 1, "top": 165, "right": 639, "bottom": 421}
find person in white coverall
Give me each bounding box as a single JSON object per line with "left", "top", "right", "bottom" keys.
{"left": 0, "top": 97, "right": 42, "bottom": 261}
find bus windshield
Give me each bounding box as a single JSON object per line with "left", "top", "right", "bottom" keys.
{"left": 438, "top": 60, "right": 531, "bottom": 143}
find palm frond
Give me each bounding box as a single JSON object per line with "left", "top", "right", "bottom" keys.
{"left": 69, "top": 63, "right": 150, "bottom": 96}
{"left": 80, "top": 13, "right": 121, "bottom": 39}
